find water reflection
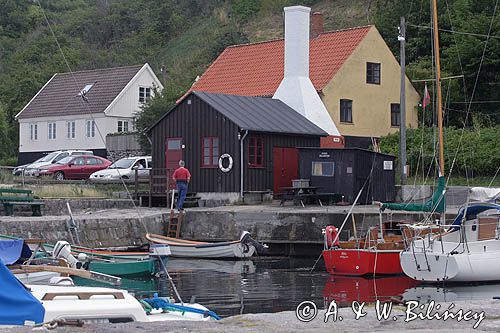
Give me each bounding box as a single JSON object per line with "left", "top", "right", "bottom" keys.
{"left": 403, "top": 283, "right": 500, "bottom": 303}
{"left": 72, "top": 257, "right": 500, "bottom": 318}
{"left": 323, "top": 276, "right": 421, "bottom": 307}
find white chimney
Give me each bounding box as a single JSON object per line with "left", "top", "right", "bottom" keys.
{"left": 272, "top": 6, "right": 340, "bottom": 136}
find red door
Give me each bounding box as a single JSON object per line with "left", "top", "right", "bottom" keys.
{"left": 273, "top": 147, "right": 298, "bottom": 194}
{"left": 165, "top": 138, "right": 183, "bottom": 190}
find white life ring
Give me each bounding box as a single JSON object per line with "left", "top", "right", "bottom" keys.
{"left": 219, "top": 154, "right": 233, "bottom": 173}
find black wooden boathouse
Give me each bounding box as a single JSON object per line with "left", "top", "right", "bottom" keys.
{"left": 147, "top": 92, "right": 327, "bottom": 202}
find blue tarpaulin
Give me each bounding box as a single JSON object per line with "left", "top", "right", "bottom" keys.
{"left": 0, "top": 239, "right": 31, "bottom": 265}
{"left": 0, "top": 258, "right": 45, "bottom": 325}
{"left": 450, "top": 203, "right": 500, "bottom": 231}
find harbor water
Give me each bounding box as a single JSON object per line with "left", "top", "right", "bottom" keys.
{"left": 74, "top": 257, "right": 500, "bottom": 318}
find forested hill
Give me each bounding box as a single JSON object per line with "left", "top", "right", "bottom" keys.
{"left": 0, "top": 0, "right": 498, "bottom": 164}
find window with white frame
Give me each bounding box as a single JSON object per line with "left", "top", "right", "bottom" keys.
{"left": 117, "top": 120, "right": 129, "bottom": 132}
{"left": 139, "top": 87, "right": 151, "bottom": 103}
{"left": 67, "top": 121, "right": 76, "bottom": 139}
{"left": 312, "top": 161, "right": 335, "bottom": 176}
{"left": 30, "top": 123, "right": 38, "bottom": 141}
{"left": 85, "top": 120, "right": 95, "bottom": 138}
{"left": 48, "top": 122, "right": 56, "bottom": 140}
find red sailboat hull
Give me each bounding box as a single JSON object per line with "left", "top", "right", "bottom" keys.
{"left": 322, "top": 249, "right": 403, "bottom": 276}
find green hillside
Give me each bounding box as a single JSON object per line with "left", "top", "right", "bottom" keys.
{"left": 0, "top": 0, "right": 498, "bottom": 165}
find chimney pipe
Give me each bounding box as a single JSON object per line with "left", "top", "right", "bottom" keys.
{"left": 311, "top": 12, "right": 324, "bottom": 38}
{"left": 273, "top": 6, "right": 340, "bottom": 137}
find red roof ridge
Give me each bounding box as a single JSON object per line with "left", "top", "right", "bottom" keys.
{"left": 223, "top": 24, "right": 373, "bottom": 49}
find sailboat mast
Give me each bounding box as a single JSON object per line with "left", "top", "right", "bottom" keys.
{"left": 432, "top": 0, "right": 445, "bottom": 177}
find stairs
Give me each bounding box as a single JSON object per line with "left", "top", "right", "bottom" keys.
{"left": 182, "top": 193, "right": 201, "bottom": 208}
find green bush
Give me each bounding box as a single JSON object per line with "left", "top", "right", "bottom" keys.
{"left": 379, "top": 126, "right": 500, "bottom": 177}
{"left": 0, "top": 156, "right": 18, "bottom": 166}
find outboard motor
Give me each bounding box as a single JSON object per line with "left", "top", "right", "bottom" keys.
{"left": 240, "top": 231, "right": 269, "bottom": 254}
{"left": 52, "top": 241, "right": 79, "bottom": 268}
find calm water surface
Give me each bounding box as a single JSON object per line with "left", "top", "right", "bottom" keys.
{"left": 77, "top": 257, "right": 500, "bottom": 318}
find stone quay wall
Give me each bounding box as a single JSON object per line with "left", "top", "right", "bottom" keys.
{"left": 0, "top": 210, "right": 166, "bottom": 248}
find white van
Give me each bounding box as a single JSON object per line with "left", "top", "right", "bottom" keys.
{"left": 24, "top": 150, "right": 94, "bottom": 176}
{"left": 90, "top": 156, "right": 152, "bottom": 182}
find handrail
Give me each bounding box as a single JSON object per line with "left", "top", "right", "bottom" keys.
{"left": 42, "top": 291, "right": 125, "bottom": 300}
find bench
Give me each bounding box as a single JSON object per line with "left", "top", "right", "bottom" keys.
{"left": 0, "top": 188, "right": 44, "bottom": 216}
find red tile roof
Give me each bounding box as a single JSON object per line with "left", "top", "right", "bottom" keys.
{"left": 186, "top": 26, "right": 372, "bottom": 98}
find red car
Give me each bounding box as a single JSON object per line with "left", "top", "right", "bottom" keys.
{"left": 37, "top": 155, "right": 112, "bottom": 180}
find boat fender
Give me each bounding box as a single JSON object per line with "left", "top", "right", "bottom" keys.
{"left": 242, "top": 243, "right": 250, "bottom": 254}
{"left": 325, "top": 226, "right": 340, "bottom": 248}
{"left": 219, "top": 154, "right": 233, "bottom": 172}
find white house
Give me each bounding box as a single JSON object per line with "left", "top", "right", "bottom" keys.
{"left": 15, "top": 63, "right": 163, "bottom": 164}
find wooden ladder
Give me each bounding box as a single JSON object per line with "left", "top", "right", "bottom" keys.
{"left": 166, "top": 212, "right": 184, "bottom": 238}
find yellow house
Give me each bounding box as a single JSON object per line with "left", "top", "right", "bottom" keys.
{"left": 183, "top": 15, "right": 420, "bottom": 148}
{"left": 322, "top": 26, "right": 420, "bottom": 141}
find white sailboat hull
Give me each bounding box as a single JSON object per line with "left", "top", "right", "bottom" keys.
{"left": 401, "top": 239, "right": 500, "bottom": 282}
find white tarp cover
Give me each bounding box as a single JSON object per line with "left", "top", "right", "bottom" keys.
{"left": 470, "top": 187, "right": 500, "bottom": 202}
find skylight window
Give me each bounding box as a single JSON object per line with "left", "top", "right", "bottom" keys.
{"left": 78, "top": 84, "right": 94, "bottom": 97}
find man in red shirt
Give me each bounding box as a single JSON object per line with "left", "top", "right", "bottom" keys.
{"left": 172, "top": 160, "right": 191, "bottom": 212}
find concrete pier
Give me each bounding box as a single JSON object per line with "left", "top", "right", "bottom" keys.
{"left": 0, "top": 203, "right": 458, "bottom": 255}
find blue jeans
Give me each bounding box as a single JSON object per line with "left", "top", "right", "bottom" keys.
{"left": 176, "top": 181, "right": 188, "bottom": 210}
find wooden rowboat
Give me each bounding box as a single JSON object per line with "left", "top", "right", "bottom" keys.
{"left": 145, "top": 232, "right": 256, "bottom": 259}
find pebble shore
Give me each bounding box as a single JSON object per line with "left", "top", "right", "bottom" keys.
{"left": 4, "top": 299, "right": 500, "bottom": 332}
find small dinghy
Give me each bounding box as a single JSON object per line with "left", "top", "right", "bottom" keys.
{"left": 146, "top": 231, "right": 262, "bottom": 259}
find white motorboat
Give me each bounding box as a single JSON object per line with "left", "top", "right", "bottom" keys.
{"left": 146, "top": 231, "right": 260, "bottom": 259}
{"left": 400, "top": 198, "right": 500, "bottom": 282}
{"left": 28, "top": 284, "right": 217, "bottom": 323}
{"left": 0, "top": 255, "right": 219, "bottom": 327}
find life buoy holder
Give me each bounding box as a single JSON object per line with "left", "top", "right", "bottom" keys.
{"left": 219, "top": 154, "right": 233, "bottom": 173}
{"left": 325, "top": 226, "right": 340, "bottom": 248}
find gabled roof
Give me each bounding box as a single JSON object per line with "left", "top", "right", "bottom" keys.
{"left": 16, "top": 64, "right": 153, "bottom": 119}
{"left": 184, "top": 26, "right": 372, "bottom": 98}
{"left": 150, "top": 91, "right": 327, "bottom": 137}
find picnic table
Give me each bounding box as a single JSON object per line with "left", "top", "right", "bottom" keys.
{"left": 0, "top": 188, "right": 44, "bottom": 216}
{"left": 278, "top": 186, "right": 343, "bottom": 207}
{"left": 279, "top": 186, "right": 318, "bottom": 207}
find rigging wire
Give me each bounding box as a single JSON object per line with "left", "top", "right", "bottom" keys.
{"left": 34, "top": 0, "right": 184, "bottom": 304}
{"left": 407, "top": 24, "right": 500, "bottom": 40}
{"left": 489, "top": 167, "right": 500, "bottom": 188}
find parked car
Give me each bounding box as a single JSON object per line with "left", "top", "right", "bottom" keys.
{"left": 37, "top": 155, "right": 111, "bottom": 180}
{"left": 90, "top": 156, "right": 152, "bottom": 182}
{"left": 12, "top": 158, "right": 44, "bottom": 176}
{"left": 24, "top": 150, "right": 94, "bottom": 176}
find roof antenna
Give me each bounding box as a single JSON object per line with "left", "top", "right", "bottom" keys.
{"left": 77, "top": 81, "right": 97, "bottom": 102}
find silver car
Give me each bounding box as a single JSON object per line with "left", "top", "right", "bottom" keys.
{"left": 90, "top": 156, "right": 152, "bottom": 182}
